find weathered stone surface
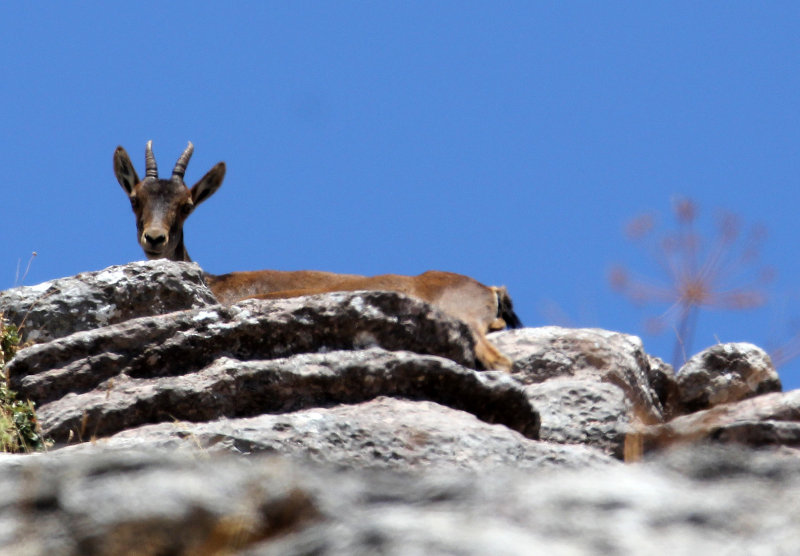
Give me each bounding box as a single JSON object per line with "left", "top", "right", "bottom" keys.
{"left": 33, "top": 349, "right": 538, "bottom": 443}
{"left": 5, "top": 262, "right": 800, "bottom": 554}
{"left": 643, "top": 390, "right": 800, "bottom": 451}
{"left": 676, "top": 342, "right": 782, "bottom": 413}
{"left": 645, "top": 354, "right": 680, "bottom": 420}
{"left": 8, "top": 292, "right": 477, "bottom": 405}
{"left": 63, "top": 397, "right": 609, "bottom": 471}
{"left": 0, "top": 451, "right": 317, "bottom": 555}
{"left": 0, "top": 260, "right": 217, "bottom": 343}
{"left": 491, "top": 327, "right": 664, "bottom": 423}
{"left": 651, "top": 442, "right": 800, "bottom": 478}
{"left": 526, "top": 378, "right": 633, "bottom": 458}
{"left": 2, "top": 445, "right": 800, "bottom": 555}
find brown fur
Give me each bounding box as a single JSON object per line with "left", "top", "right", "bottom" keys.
{"left": 114, "top": 142, "right": 521, "bottom": 370}
{"left": 206, "top": 270, "right": 518, "bottom": 370}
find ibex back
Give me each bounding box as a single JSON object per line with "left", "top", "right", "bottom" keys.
{"left": 113, "top": 142, "right": 522, "bottom": 370}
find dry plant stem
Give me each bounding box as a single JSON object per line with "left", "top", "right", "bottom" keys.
{"left": 14, "top": 252, "right": 37, "bottom": 286}
{"left": 672, "top": 303, "right": 698, "bottom": 370}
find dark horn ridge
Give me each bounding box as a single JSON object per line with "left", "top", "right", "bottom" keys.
{"left": 172, "top": 141, "right": 194, "bottom": 181}
{"left": 145, "top": 140, "right": 158, "bottom": 178}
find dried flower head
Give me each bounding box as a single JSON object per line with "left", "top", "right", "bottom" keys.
{"left": 610, "top": 197, "right": 772, "bottom": 368}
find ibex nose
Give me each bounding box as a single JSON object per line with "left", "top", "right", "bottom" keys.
{"left": 142, "top": 229, "right": 168, "bottom": 249}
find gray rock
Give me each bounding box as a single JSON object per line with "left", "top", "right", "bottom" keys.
{"left": 526, "top": 378, "right": 633, "bottom": 458}
{"left": 6, "top": 263, "right": 800, "bottom": 554}
{"left": 8, "top": 292, "right": 478, "bottom": 406}
{"left": 2, "top": 445, "right": 800, "bottom": 555}
{"left": 649, "top": 442, "right": 800, "bottom": 479}
{"left": 0, "top": 451, "right": 317, "bottom": 555}
{"left": 645, "top": 354, "right": 680, "bottom": 420}
{"left": 677, "top": 342, "right": 782, "bottom": 413}
{"left": 31, "top": 349, "right": 538, "bottom": 443}
{"left": 488, "top": 327, "right": 668, "bottom": 457}
{"left": 643, "top": 389, "right": 800, "bottom": 451}
{"left": 0, "top": 260, "right": 217, "bottom": 343}
{"left": 62, "top": 397, "right": 611, "bottom": 471}
{"left": 491, "top": 327, "right": 664, "bottom": 424}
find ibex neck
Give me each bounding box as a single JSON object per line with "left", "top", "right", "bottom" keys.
{"left": 171, "top": 233, "right": 192, "bottom": 262}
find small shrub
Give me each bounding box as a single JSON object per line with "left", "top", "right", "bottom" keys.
{"left": 0, "top": 318, "right": 22, "bottom": 367}
{"left": 0, "top": 313, "right": 47, "bottom": 452}
{"left": 0, "top": 384, "right": 45, "bottom": 452}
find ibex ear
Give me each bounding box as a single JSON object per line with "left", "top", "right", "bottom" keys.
{"left": 190, "top": 162, "right": 225, "bottom": 206}
{"left": 113, "top": 146, "right": 140, "bottom": 196}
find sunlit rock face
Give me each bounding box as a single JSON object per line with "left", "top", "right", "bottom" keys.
{"left": 0, "top": 260, "right": 216, "bottom": 343}
{"left": 676, "top": 342, "right": 781, "bottom": 412}
{"left": 2, "top": 261, "right": 799, "bottom": 554}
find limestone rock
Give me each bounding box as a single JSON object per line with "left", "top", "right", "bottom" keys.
{"left": 491, "top": 327, "right": 664, "bottom": 423}
{"left": 27, "top": 348, "right": 538, "bottom": 444}
{"left": 645, "top": 354, "right": 680, "bottom": 420}
{"left": 0, "top": 260, "right": 216, "bottom": 343}
{"left": 526, "top": 378, "right": 633, "bottom": 458}
{"left": 0, "top": 451, "right": 317, "bottom": 555}
{"left": 64, "top": 397, "right": 609, "bottom": 471}
{"left": 643, "top": 389, "right": 800, "bottom": 451}
{"left": 4, "top": 258, "right": 797, "bottom": 516}
{"left": 677, "top": 342, "right": 782, "bottom": 413}
{"left": 8, "top": 292, "right": 477, "bottom": 406}
{"left": 489, "top": 327, "right": 669, "bottom": 456}
{"left": 2, "top": 445, "right": 800, "bottom": 555}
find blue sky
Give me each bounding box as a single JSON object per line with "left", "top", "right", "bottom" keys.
{"left": 3, "top": 3, "right": 800, "bottom": 388}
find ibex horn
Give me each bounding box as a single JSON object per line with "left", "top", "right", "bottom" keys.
{"left": 145, "top": 140, "right": 158, "bottom": 178}
{"left": 172, "top": 141, "right": 194, "bottom": 181}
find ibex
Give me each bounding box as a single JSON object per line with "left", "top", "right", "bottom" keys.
{"left": 113, "top": 141, "right": 522, "bottom": 370}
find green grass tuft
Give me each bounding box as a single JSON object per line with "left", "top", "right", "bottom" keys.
{"left": 0, "top": 313, "right": 48, "bottom": 452}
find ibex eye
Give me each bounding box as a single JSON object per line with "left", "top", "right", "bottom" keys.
{"left": 130, "top": 197, "right": 139, "bottom": 210}
{"left": 181, "top": 204, "right": 193, "bottom": 216}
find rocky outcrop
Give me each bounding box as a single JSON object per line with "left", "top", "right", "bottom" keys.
{"left": 645, "top": 354, "right": 681, "bottom": 419}
{"left": 676, "top": 342, "right": 782, "bottom": 413}
{"left": 0, "top": 260, "right": 216, "bottom": 343}
{"left": 494, "top": 327, "right": 662, "bottom": 418}
{"left": 31, "top": 349, "right": 538, "bottom": 444}
{"left": 2, "top": 260, "right": 800, "bottom": 553}
{"left": 2, "top": 445, "right": 799, "bottom": 554}
{"left": 8, "top": 292, "right": 477, "bottom": 403}
{"left": 64, "top": 396, "right": 608, "bottom": 471}
{"left": 490, "top": 327, "right": 667, "bottom": 456}
{"left": 3, "top": 261, "right": 797, "bottom": 455}
{"left": 644, "top": 389, "right": 800, "bottom": 450}
{"left": 2, "top": 261, "right": 796, "bottom": 456}
{"left": 525, "top": 378, "right": 633, "bottom": 457}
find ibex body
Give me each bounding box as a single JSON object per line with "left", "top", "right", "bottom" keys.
{"left": 113, "top": 142, "right": 521, "bottom": 370}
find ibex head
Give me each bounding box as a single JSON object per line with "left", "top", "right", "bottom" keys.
{"left": 113, "top": 141, "right": 225, "bottom": 262}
